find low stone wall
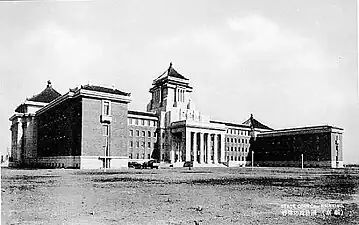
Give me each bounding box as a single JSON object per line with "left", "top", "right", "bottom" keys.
{"left": 14, "top": 156, "right": 129, "bottom": 169}
{"left": 245, "top": 160, "right": 343, "bottom": 168}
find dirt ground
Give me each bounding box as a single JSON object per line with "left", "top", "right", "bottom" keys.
{"left": 1, "top": 167, "right": 359, "bottom": 225}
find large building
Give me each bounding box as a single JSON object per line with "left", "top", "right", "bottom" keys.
{"left": 9, "top": 63, "right": 344, "bottom": 169}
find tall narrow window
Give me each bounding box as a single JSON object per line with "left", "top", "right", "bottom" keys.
{"left": 103, "top": 125, "right": 110, "bottom": 156}
{"left": 103, "top": 101, "right": 110, "bottom": 116}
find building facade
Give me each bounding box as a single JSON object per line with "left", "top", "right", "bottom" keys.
{"left": 9, "top": 64, "right": 344, "bottom": 169}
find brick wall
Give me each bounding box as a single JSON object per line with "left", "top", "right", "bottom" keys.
{"left": 81, "top": 98, "right": 128, "bottom": 157}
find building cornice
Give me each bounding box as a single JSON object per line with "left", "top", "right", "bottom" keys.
{"left": 258, "top": 125, "right": 344, "bottom": 137}
{"left": 170, "top": 120, "right": 226, "bottom": 131}
{"left": 9, "top": 112, "right": 36, "bottom": 121}
{"left": 36, "top": 87, "right": 132, "bottom": 116}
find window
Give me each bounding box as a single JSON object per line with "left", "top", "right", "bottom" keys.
{"left": 129, "top": 130, "right": 133, "bottom": 136}
{"left": 135, "top": 119, "right": 139, "bottom": 125}
{"left": 231, "top": 156, "right": 233, "bottom": 161}
{"left": 227, "top": 138, "right": 229, "bottom": 142}
{"left": 154, "top": 132, "right": 157, "bottom": 137}
{"left": 148, "top": 142, "right": 151, "bottom": 148}
{"left": 136, "top": 153, "right": 139, "bottom": 159}
{"left": 103, "top": 101, "right": 110, "bottom": 116}
{"left": 235, "top": 139, "right": 237, "bottom": 143}
{"left": 141, "top": 142, "right": 145, "bottom": 147}
{"left": 136, "top": 130, "right": 139, "bottom": 136}
{"left": 142, "top": 131, "right": 146, "bottom": 137}
{"left": 141, "top": 119, "right": 145, "bottom": 126}
{"left": 162, "top": 133, "right": 165, "bottom": 138}
{"left": 152, "top": 121, "right": 156, "bottom": 127}
{"left": 231, "top": 147, "right": 233, "bottom": 151}
{"left": 231, "top": 138, "right": 233, "bottom": 143}
{"left": 148, "top": 154, "right": 150, "bottom": 159}
{"left": 103, "top": 125, "right": 109, "bottom": 136}
{"left": 136, "top": 141, "right": 139, "bottom": 148}
{"left": 130, "top": 141, "right": 133, "bottom": 148}
{"left": 129, "top": 153, "right": 133, "bottom": 159}
{"left": 148, "top": 131, "right": 151, "bottom": 137}
{"left": 147, "top": 120, "right": 151, "bottom": 126}
{"left": 128, "top": 118, "right": 133, "bottom": 125}
{"left": 162, "top": 143, "right": 165, "bottom": 149}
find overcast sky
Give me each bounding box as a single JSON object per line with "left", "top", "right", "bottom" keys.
{"left": 1, "top": 0, "right": 358, "bottom": 164}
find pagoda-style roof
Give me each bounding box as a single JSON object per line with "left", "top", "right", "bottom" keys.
{"left": 155, "top": 62, "right": 189, "bottom": 82}
{"left": 27, "top": 81, "right": 61, "bottom": 103}
{"left": 242, "top": 114, "right": 273, "bottom": 130}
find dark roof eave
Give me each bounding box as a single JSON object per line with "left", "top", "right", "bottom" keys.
{"left": 128, "top": 110, "right": 158, "bottom": 118}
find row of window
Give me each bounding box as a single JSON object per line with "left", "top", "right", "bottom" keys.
{"left": 129, "top": 141, "right": 154, "bottom": 148}
{"left": 129, "top": 130, "right": 157, "bottom": 138}
{"left": 227, "top": 146, "right": 249, "bottom": 152}
{"left": 128, "top": 118, "right": 157, "bottom": 127}
{"left": 226, "top": 137, "right": 248, "bottom": 144}
{"left": 153, "top": 88, "right": 161, "bottom": 103}
{"left": 227, "top": 129, "right": 249, "bottom": 136}
{"left": 227, "top": 156, "right": 247, "bottom": 161}
{"left": 176, "top": 88, "right": 185, "bottom": 102}
{"left": 129, "top": 153, "right": 151, "bottom": 159}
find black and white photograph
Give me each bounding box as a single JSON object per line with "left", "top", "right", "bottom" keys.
{"left": 0, "top": 0, "right": 358, "bottom": 224}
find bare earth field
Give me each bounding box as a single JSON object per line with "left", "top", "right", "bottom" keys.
{"left": 1, "top": 167, "right": 359, "bottom": 225}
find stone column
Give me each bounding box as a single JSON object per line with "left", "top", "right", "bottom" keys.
{"left": 170, "top": 148, "right": 175, "bottom": 163}
{"left": 176, "top": 138, "right": 181, "bottom": 162}
{"left": 214, "top": 134, "right": 218, "bottom": 164}
{"left": 17, "top": 119, "right": 23, "bottom": 163}
{"left": 220, "top": 134, "right": 225, "bottom": 163}
{"left": 193, "top": 132, "right": 197, "bottom": 163}
{"left": 207, "top": 133, "right": 211, "bottom": 163}
{"left": 186, "top": 130, "right": 191, "bottom": 162}
{"left": 199, "top": 132, "right": 204, "bottom": 163}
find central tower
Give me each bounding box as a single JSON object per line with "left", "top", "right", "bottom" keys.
{"left": 147, "top": 62, "right": 193, "bottom": 113}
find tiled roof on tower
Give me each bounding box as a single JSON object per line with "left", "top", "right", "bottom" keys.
{"left": 27, "top": 81, "right": 61, "bottom": 103}
{"left": 242, "top": 114, "right": 273, "bottom": 130}
{"left": 155, "top": 62, "right": 189, "bottom": 81}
